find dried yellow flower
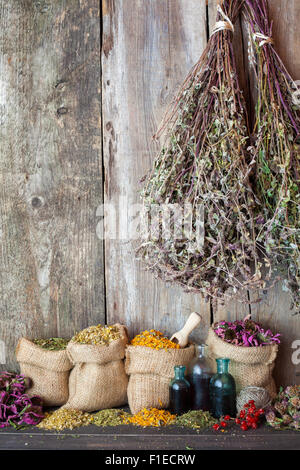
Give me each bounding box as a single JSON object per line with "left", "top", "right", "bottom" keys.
{"left": 71, "top": 324, "right": 121, "bottom": 346}
{"left": 37, "top": 408, "right": 93, "bottom": 431}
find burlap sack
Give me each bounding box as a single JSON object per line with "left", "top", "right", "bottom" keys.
{"left": 206, "top": 326, "right": 278, "bottom": 398}
{"left": 125, "top": 344, "right": 195, "bottom": 414}
{"left": 65, "top": 324, "right": 128, "bottom": 412}
{"left": 16, "top": 337, "right": 72, "bottom": 406}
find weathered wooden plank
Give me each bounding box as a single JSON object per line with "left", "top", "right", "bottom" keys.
{"left": 246, "top": 0, "right": 300, "bottom": 388}
{"left": 0, "top": 424, "right": 299, "bottom": 450}
{"left": 0, "top": 0, "right": 104, "bottom": 370}
{"left": 102, "top": 0, "right": 211, "bottom": 343}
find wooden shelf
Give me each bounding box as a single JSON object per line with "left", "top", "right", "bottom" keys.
{"left": 0, "top": 424, "right": 299, "bottom": 450}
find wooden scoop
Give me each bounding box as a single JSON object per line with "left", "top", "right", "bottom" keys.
{"left": 170, "top": 312, "right": 202, "bottom": 348}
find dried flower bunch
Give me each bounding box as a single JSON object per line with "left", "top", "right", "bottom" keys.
{"left": 265, "top": 385, "right": 300, "bottom": 431}
{"left": 138, "top": 0, "right": 264, "bottom": 303}
{"left": 214, "top": 317, "right": 280, "bottom": 346}
{"left": 130, "top": 329, "right": 180, "bottom": 350}
{"left": 71, "top": 324, "right": 121, "bottom": 346}
{"left": 245, "top": 0, "right": 300, "bottom": 310}
{"left": 0, "top": 372, "right": 44, "bottom": 429}
{"left": 33, "top": 337, "right": 69, "bottom": 351}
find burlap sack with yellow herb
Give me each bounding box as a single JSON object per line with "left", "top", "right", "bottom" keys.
{"left": 64, "top": 324, "right": 128, "bottom": 412}
{"left": 206, "top": 326, "right": 278, "bottom": 398}
{"left": 125, "top": 345, "right": 195, "bottom": 414}
{"left": 16, "top": 338, "right": 72, "bottom": 406}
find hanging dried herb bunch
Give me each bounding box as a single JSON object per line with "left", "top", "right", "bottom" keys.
{"left": 137, "top": 0, "right": 263, "bottom": 302}
{"left": 245, "top": 0, "right": 300, "bottom": 310}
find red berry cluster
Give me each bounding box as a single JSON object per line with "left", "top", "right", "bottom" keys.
{"left": 212, "top": 400, "right": 265, "bottom": 432}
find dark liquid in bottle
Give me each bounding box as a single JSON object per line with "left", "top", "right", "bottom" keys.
{"left": 210, "top": 391, "right": 236, "bottom": 419}
{"left": 169, "top": 382, "right": 191, "bottom": 415}
{"left": 188, "top": 375, "right": 212, "bottom": 411}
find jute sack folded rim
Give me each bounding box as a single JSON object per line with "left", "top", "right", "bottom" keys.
{"left": 125, "top": 343, "right": 195, "bottom": 378}
{"left": 206, "top": 326, "right": 278, "bottom": 364}
{"left": 67, "top": 323, "right": 128, "bottom": 364}
{"left": 16, "top": 337, "right": 72, "bottom": 372}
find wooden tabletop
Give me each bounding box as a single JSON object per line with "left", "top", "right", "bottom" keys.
{"left": 0, "top": 423, "right": 299, "bottom": 450}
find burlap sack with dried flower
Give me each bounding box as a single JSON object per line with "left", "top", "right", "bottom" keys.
{"left": 64, "top": 324, "right": 128, "bottom": 412}
{"left": 125, "top": 344, "right": 195, "bottom": 414}
{"left": 206, "top": 326, "right": 278, "bottom": 398}
{"left": 16, "top": 338, "right": 72, "bottom": 406}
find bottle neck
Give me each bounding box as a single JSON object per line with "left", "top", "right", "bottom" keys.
{"left": 174, "top": 366, "right": 186, "bottom": 380}
{"left": 195, "top": 344, "right": 206, "bottom": 359}
{"left": 216, "top": 358, "right": 230, "bottom": 374}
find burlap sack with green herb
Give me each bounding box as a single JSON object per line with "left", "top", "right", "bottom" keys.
{"left": 206, "top": 327, "right": 278, "bottom": 398}
{"left": 125, "top": 344, "right": 195, "bottom": 414}
{"left": 65, "top": 324, "right": 128, "bottom": 412}
{"left": 16, "top": 338, "right": 72, "bottom": 406}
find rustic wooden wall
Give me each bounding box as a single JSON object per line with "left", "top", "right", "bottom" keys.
{"left": 0, "top": 0, "right": 105, "bottom": 369}
{"left": 0, "top": 0, "right": 299, "bottom": 386}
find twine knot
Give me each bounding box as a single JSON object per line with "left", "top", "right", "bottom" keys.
{"left": 253, "top": 32, "right": 274, "bottom": 47}
{"left": 236, "top": 386, "right": 272, "bottom": 414}
{"left": 211, "top": 4, "right": 234, "bottom": 37}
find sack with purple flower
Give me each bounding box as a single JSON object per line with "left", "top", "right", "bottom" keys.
{"left": 206, "top": 317, "right": 280, "bottom": 398}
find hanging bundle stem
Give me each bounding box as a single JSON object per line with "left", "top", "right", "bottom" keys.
{"left": 245, "top": 0, "right": 300, "bottom": 310}
{"left": 137, "top": 0, "right": 264, "bottom": 303}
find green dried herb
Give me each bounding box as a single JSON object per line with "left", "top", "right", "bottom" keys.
{"left": 92, "top": 409, "right": 131, "bottom": 427}
{"left": 33, "top": 338, "right": 69, "bottom": 351}
{"left": 175, "top": 410, "right": 217, "bottom": 430}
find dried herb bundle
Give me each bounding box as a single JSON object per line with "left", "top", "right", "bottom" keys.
{"left": 138, "top": 0, "right": 263, "bottom": 302}
{"left": 246, "top": 0, "right": 300, "bottom": 310}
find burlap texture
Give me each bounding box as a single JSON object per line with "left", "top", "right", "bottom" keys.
{"left": 206, "top": 326, "right": 278, "bottom": 398}
{"left": 16, "top": 337, "right": 72, "bottom": 406}
{"left": 125, "top": 344, "right": 195, "bottom": 414}
{"left": 65, "top": 324, "right": 128, "bottom": 412}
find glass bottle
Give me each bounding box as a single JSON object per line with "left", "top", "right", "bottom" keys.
{"left": 187, "top": 344, "right": 213, "bottom": 411}
{"left": 169, "top": 365, "right": 191, "bottom": 415}
{"left": 209, "top": 358, "right": 236, "bottom": 419}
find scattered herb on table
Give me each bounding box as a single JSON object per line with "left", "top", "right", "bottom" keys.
{"left": 130, "top": 329, "right": 179, "bottom": 350}
{"left": 71, "top": 324, "right": 121, "bottom": 346}
{"left": 93, "top": 409, "right": 131, "bottom": 427}
{"left": 37, "top": 408, "right": 93, "bottom": 431}
{"left": 246, "top": 0, "right": 300, "bottom": 311}
{"left": 124, "top": 408, "right": 176, "bottom": 427}
{"left": 175, "top": 410, "right": 217, "bottom": 430}
{"left": 265, "top": 385, "right": 300, "bottom": 431}
{"left": 0, "top": 371, "right": 44, "bottom": 429}
{"left": 214, "top": 317, "right": 280, "bottom": 346}
{"left": 32, "top": 338, "right": 69, "bottom": 351}
{"left": 137, "top": 0, "right": 264, "bottom": 305}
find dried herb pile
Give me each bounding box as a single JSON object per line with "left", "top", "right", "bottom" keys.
{"left": 93, "top": 409, "right": 131, "bottom": 427}
{"left": 124, "top": 408, "right": 176, "bottom": 427}
{"left": 265, "top": 385, "right": 300, "bottom": 431}
{"left": 130, "top": 329, "right": 179, "bottom": 350}
{"left": 246, "top": 0, "right": 300, "bottom": 310}
{"left": 214, "top": 318, "right": 280, "bottom": 346}
{"left": 33, "top": 338, "right": 69, "bottom": 351}
{"left": 138, "top": 0, "right": 263, "bottom": 302}
{"left": 71, "top": 324, "right": 121, "bottom": 346}
{"left": 175, "top": 410, "right": 217, "bottom": 430}
{"left": 0, "top": 372, "right": 44, "bottom": 429}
